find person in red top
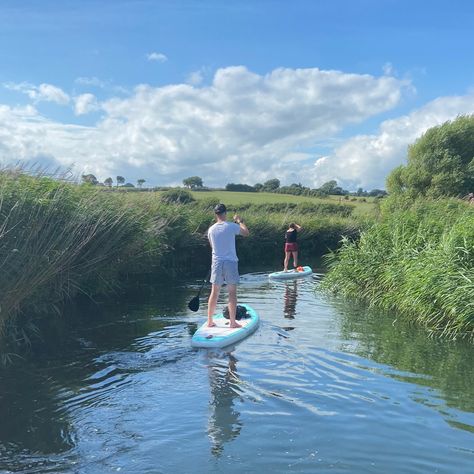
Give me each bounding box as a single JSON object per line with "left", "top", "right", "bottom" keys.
{"left": 283, "top": 223, "right": 302, "bottom": 271}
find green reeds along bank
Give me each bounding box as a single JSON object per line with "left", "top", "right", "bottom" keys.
{"left": 0, "top": 170, "right": 159, "bottom": 352}
{"left": 322, "top": 197, "right": 474, "bottom": 340}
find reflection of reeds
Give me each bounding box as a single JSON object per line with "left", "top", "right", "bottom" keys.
{"left": 323, "top": 197, "right": 474, "bottom": 339}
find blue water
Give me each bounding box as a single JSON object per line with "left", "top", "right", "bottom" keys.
{"left": 1, "top": 271, "right": 473, "bottom": 473}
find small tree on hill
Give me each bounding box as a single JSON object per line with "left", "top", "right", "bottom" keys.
{"left": 137, "top": 179, "right": 146, "bottom": 188}
{"left": 104, "top": 177, "right": 113, "bottom": 187}
{"left": 81, "top": 174, "right": 98, "bottom": 185}
{"left": 116, "top": 176, "right": 125, "bottom": 187}
{"left": 183, "top": 176, "right": 203, "bottom": 189}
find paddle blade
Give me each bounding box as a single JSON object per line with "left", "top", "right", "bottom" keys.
{"left": 188, "top": 296, "right": 200, "bottom": 312}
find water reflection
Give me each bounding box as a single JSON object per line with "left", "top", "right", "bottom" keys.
{"left": 207, "top": 352, "right": 242, "bottom": 457}
{"left": 332, "top": 298, "right": 474, "bottom": 423}
{"left": 283, "top": 281, "right": 298, "bottom": 319}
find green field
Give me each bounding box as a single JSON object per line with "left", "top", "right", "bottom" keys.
{"left": 188, "top": 190, "right": 377, "bottom": 217}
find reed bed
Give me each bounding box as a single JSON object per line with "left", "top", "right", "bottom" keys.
{"left": 323, "top": 197, "right": 474, "bottom": 340}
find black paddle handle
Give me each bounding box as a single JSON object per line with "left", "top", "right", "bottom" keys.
{"left": 197, "top": 269, "right": 211, "bottom": 297}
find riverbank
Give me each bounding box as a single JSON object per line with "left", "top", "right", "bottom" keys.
{"left": 0, "top": 170, "right": 364, "bottom": 359}
{"left": 322, "top": 196, "right": 474, "bottom": 340}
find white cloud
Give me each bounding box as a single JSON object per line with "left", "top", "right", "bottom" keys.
{"left": 74, "top": 93, "right": 100, "bottom": 116}
{"left": 0, "top": 66, "right": 415, "bottom": 186}
{"left": 3, "top": 82, "right": 70, "bottom": 105}
{"left": 186, "top": 70, "right": 204, "bottom": 86}
{"left": 310, "top": 93, "right": 474, "bottom": 190}
{"left": 75, "top": 76, "right": 106, "bottom": 88}
{"left": 147, "top": 52, "right": 168, "bottom": 63}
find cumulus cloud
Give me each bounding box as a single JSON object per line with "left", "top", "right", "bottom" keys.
{"left": 74, "top": 93, "right": 100, "bottom": 115}
{"left": 147, "top": 52, "right": 168, "bottom": 62}
{"left": 4, "top": 82, "right": 70, "bottom": 105}
{"left": 0, "top": 66, "right": 415, "bottom": 186}
{"left": 311, "top": 93, "right": 474, "bottom": 190}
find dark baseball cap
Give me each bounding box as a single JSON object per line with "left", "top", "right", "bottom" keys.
{"left": 214, "top": 203, "right": 227, "bottom": 214}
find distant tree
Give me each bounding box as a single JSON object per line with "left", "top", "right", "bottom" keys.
{"left": 386, "top": 115, "right": 474, "bottom": 198}
{"left": 368, "top": 189, "right": 388, "bottom": 197}
{"left": 225, "top": 183, "right": 255, "bottom": 192}
{"left": 319, "top": 180, "right": 338, "bottom": 195}
{"left": 254, "top": 183, "right": 263, "bottom": 192}
{"left": 262, "top": 178, "right": 280, "bottom": 192}
{"left": 104, "top": 177, "right": 113, "bottom": 187}
{"left": 116, "top": 176, "right": 125, "bottom": 187}
{"left": 356, "top": 187, "right": 368, "bottom": 197}
{"left": 183, "top": 176, "right": 203, "bottom": 189}
{"left": 137, "top": 179, "right": 146, "bottom": 188}
{"left": 81, "top": 174, "right": 98, "bottom": 185}
{"left": 123, "top": 182, "right": 135, "bottom": 187}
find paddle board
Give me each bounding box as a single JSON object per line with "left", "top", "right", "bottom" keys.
{"left": 191, "top": 303, "right": 259, "bottom": 348}
{"left": 269, "top": 265, "right": 313, "bottom": 280}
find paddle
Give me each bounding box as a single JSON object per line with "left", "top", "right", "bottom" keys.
{"left": 188, "top": 270, "right": 211, "bottom": 312}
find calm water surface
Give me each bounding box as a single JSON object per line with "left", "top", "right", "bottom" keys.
{"left": 1, "top": 269, "right": 474, "bottom": 473}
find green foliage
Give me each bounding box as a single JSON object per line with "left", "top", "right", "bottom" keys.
{"left": 0, "top": 170, "right": 155, "bottom": 348}
{"left": 387, "top": 115, "right": 474, "bottom": 198}
{"left": 183, "top": 176, "right": 203, "bottom": 189}
{"left": 323, "top": 197, "right": 474, "bottom": 339}
{"left": 225, "top": 183, "right": 256, "bottom": 192}
{"left": 160, "top": 188, "right": 196, "bottom": 204}
{"left": 262, "top": 178, "right": 280, "bottom": 191}
{"left": 81, "top": 174, "right": 98, "bottom": 185}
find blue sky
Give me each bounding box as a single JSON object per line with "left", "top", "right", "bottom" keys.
{"left": 1, "top": 0, "right": 474, "bottom": 189}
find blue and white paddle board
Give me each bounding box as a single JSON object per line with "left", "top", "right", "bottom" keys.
{"left": 269, "top": 265, "right": 313, "bottom": 280}
{"left": 191, "top": 303, "right": 259, "bottom": 348}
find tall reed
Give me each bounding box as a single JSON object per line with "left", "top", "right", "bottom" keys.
{"left": 323, "top": 197, "right": 474, "bottom": 339}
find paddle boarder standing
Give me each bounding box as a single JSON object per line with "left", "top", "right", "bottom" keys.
{"left": 283, "top": 223, "right": 302, "bottom": 271}
{"left": 207, "top": 203, "right": 249, "bottom": 328}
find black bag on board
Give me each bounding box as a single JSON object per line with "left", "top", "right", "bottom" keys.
{"left": 222, "top": 305, "right": 249, "bottom": 320}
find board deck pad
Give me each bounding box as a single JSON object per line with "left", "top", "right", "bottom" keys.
{"left": 191, "top": 303, "right": 259, "bottom": 348}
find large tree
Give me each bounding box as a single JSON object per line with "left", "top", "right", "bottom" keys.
{"left": 81, "top": 174, "right": 98, "bottom": 185}
{"left": 386, "top": 115, "right": 474, "bottom": 198}
{"left": 262, "top": 178, "right": 280, "bottom": 192}
{"left": 183, "top": 176, "right": 203, "bottom": 189}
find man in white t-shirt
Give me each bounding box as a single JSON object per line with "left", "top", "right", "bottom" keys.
{"left": 207, "top": 203, "right": 249, "bottom": 328}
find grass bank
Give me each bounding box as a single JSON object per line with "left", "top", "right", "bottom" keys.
{"left": 322, "top": 197, "right": 474, "bottom": 339}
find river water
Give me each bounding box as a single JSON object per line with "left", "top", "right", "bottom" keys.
{"left": 1, "top": 269, "right": 473, "bottom": 473}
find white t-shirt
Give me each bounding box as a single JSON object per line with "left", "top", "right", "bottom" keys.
{"left": 207, "top": 221, "right": 241, "bottom": 262}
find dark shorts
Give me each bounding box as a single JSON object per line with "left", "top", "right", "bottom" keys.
{"left": 285, "top": 242, "right": 298, "bottom": 252}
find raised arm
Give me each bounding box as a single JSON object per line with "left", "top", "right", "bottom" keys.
{"left": 234, "top": 214, "right": 249, "bottom": 237}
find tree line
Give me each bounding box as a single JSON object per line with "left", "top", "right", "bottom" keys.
{"left": 81, "top": 175, "right": 146, "bottom": 188}
{"left": 183, "top": 175, "right": 387, "bottom": 198}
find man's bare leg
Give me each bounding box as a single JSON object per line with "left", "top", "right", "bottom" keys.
{"left": 207, "top": 284, "right": 220, "bottom": 327}
{"left": 227, "top": 284, "right": 241, "bottom": 328}
{"left": 284, "top": 252, "right": 290, "bottom": 271}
